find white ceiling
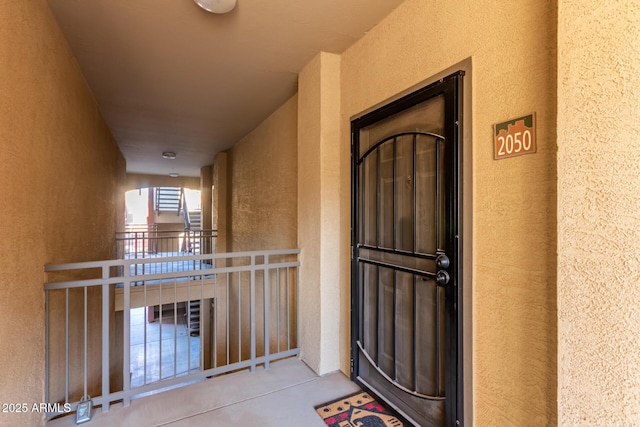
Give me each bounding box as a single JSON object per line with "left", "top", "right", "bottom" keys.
{"left": 47, "top": 0, "right": 405, "bottom": 177}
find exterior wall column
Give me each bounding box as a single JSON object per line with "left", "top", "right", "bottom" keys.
{"left": 200, "top": 165, "right": 213, "bottom": 245}
{"left": 557, "top": 1, "right": 640, "bottom": 422}
{"left": 213, "top": 152, "right": 229, "bottom": 261}
{"left": 298, "top": 52, "right": 342, "bottom": 375}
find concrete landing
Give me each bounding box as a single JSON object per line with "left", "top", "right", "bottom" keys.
{"left": 47, "top": 358, "right": 360, "bottom": 427}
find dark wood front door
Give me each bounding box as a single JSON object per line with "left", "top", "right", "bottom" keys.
{"left": 351, "top": 72, "right": 464, "bottom": 426}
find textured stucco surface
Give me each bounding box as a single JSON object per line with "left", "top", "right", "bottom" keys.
{"left": 227, "top": 95, "right": 298, "bottom": 252}
{"left": 213, "top": 96, "right": 298, "bottom": 364}
{"left": 298, "top": 55, "right": 323, "bottom": 373}
{"left": 0, "top": 1, "right": 125, "bottom": 425}
{"left": 338, "top": 0, "right": 558, "bottom": 424}
{"left": 298, "top": 52, "right": 342, "bottom": 375}
{"left": 213, "top": 152, "right": 229, "bottom": 258}
{"left": 557, "top": 1, "right": 640, "bottom": 423}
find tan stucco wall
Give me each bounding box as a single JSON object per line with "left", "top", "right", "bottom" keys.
{"left": 200, "top": 165, "right": 213, "bottom": 232}
{"left": 557, "top": 1, "right": 640, "bottom": 423}
{"left": 298, "top": 52, "right": 342, "bottom": 374}
{"left": 336, "top": 0, "right": 558, "bottom": 424}
{"left": 226, "top": 95, "right": 298, "bottom": 252}
{"left": 0, "top": 1, "right": 125, "bottom": 425}
{"left": 213, "top": 152, "right": 230, "bottom": 257}
{"left": 211, "top": 96, "right": 298, "bottom": 364}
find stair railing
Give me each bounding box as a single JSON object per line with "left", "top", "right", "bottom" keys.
{"left": 181, "top": 190, "right": 191, "bottom": 231}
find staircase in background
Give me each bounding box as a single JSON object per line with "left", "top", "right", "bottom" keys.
{"left": 188, "top": 210, "right": 201, "bottom": 230}
{"left": 153, "top": 186, "right": 202, "bottom": 335}
{"left": 188, "top": 301, "right": 200, "bottom": 336}
{"left": 185, "top": 207, "right": 201, "bottom": 336}
{"left": 155, "top": 187, "right": 182, "bottom": 214}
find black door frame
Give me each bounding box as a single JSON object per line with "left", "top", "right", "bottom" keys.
{"left": 350, "top": 71, "right": 464, "bottom": 426}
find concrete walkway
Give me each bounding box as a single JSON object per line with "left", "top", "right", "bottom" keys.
{"left": 47, "top": 358, "right": 360, "bottom": 427}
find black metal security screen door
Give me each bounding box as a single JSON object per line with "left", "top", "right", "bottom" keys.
{"left": 351, "top": 72, "right": 463, "bottom": 426}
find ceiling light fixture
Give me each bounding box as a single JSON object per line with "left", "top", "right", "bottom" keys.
{"left": 193, "top": 0, "right": 237, "bottom": 14}
{"left": 169, "top": 173, "right": 180, "bottom": 178}
{"left": 162, "top": 151, "right": 176, "bottom": 160}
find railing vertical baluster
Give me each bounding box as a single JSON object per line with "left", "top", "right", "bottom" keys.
{"left": 264, "top": 255, "right": 270, "bottom": 369}
{"left": 200, "top": 273, "right": 204, "bottom": 373}
{"left": 83, "top": 286, "right": 88, "bottom": 400}
{"left": 296, "top": 265, "right": 300, "bottom": 351}
{"left": 123, "top": 261, "right": 131, "bottom": 406}
{"left": 192, "top": 232, "right": 197, "bottom": 270}
{"left": 159, "top": 280, "right": 163, "bottom": 381}
{"left": 187, "top": 274, "right": 192, "bottom": 373}
{"left": 286, "top": 267, "right": 290, "bottom": 351}
{"left": 238, "top": 272, "right": 242, "bottom": 363}
{"left": 174, "top": 278, "right": 178, "bottom": 378}
{"left": 143, "top": 231, "right": 146, "bottom": 257}
{"left": 276, "top": 267, "right": 281, "bottom": 354}
{"left": 45, "top": 290, "right": 50, "bottom": 407}
{"left": 101, "top": 266, "right": 110, "bottom": 412}
{"left": 65, "top": 288, "right": 69, "bottom": 404}
{"left": 250, "top": 256, "right": 257, "bottom": 372}
{"left": 141, "top": 232, "right": 145, "bottom": 275}
{"left": 144, "top": 279, "right": 148, "bottom": 385}
{"left": 213, "top": 266, "right": 217, "bottom": 369}
{"left": 226, "top": 272, "right": 230, "bottom": 366}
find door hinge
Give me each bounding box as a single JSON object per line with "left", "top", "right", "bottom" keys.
{"left": 351, "top": 246, "right": 354, "bottom": 260}
{"left": 350, "top": 357, "right": 354, "bottom": 374}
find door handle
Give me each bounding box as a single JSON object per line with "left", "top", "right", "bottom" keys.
{"left": 436, "top": 253, "right": 450, "bottom": 269}
{"left": 436, "top": 270, "right": 450, "bottom": 287}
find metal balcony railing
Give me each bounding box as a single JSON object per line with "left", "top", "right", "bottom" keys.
{"left": 116, "top": 229, "right": 217, "bottom": 262}
{"left": 43, "top": 249, "right": 300, "bottom": 421}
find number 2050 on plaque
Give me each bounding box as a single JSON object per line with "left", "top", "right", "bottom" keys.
{"left": 494, "top": 113, "right": 536, "bottom": 160}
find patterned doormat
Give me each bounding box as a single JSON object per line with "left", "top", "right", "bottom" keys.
{"left": 314, "top": 391, "right": 406, "bottom": 427}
